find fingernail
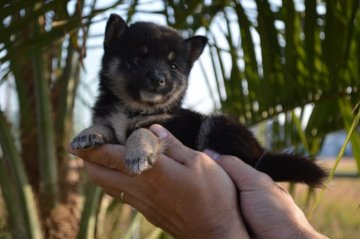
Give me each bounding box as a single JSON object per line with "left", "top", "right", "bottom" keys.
{"left": 203, "top": 149, "right": 220, "bottom": 161}
{"left": 151, "top": 124, "right": 168, "bottom": 140}
{"left": 158, "top": 130, "right": 168, "bottom": 140}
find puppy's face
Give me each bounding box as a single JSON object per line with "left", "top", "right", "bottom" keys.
{"left": 101, "top": 14, "right": 207, "bottom": 112}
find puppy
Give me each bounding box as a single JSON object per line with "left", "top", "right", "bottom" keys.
{"left": 71, "top": 14, "right": 327, "bottom": 186}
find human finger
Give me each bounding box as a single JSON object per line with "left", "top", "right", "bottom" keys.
{"left": 102, "top": 186, "right": 178, "bottom": 236}
{"left": 204, "top": 150, "right": 274, "bottom": 191}
{"left": 69, "top": 144, "right": 127, "bottom": 171}
{"left": 149, "top": 124, "right": 198, "bottom": 165}
{"left": 84, "top": 161, "right": 154, "bottom": 209}
{"left": 85, "top": 154, "right": 184, "bottom": 201}
{"left": 102, "top": 188, "right": 142, "bottom": 208}
{"left": 84, "top": 161, "right": 133, "bottom": 192}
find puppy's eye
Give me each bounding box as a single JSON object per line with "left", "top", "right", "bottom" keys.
{"left": 169, "top": 63, "right": 178, "bottom": 71}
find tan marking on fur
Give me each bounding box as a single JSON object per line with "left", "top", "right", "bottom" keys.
{"left": 131, "top": 114, "right": 174, "bottom": 129}
{"left": 168, "top": 51, "right": 175, "bottom": 61}
{"left": 106, "top": 112, "right": 129, "bottom": 144}
{"left": 104, "top": 59, "right": 134, "bottom": 107}
{"left": 140, "top": 91, "right": 164, "bottom": 103}
{"left": 125, "top": 128, "right": 162, "bottom": 174}
{"left": 120, "top": 81, "right": 186, "bottom": 113}
{"left": 105, "top": 59, "right": 188, "bottom": 114}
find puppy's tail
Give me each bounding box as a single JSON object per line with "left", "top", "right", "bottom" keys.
{"left": 255, "top": 152, "right": 328, "bottom": 187}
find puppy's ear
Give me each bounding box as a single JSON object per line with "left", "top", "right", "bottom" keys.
{"left": 104, "top": 14, "right": 128, "bottom": 48}
{"left": 184, "top": 36, "right": 208, "bottom": 64}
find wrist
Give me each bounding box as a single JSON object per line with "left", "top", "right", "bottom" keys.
{"left": 180, "top": 217, "right": 249, "bottom": 239}
{"left": 195, "top": 223, "right": 249, "bottom": 239}
{"left": 287, "top": 222, "right": 328, "bottom": 239}
{"left": 299, "top": 226, "right": 329, "bottom": 239}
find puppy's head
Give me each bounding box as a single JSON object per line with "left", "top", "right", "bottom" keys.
{"left": 100, "top": 14, "right": 207, "bottom": 113}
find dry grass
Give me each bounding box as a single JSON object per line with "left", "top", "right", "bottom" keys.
{"left": 319, "top": 157, "right": 359, "bottom": 175}
{"left": 290, "top": 178, "right": 360, "bottom": 239}
{"left": 286, "top": 159, "right": 360, "bottom": 239}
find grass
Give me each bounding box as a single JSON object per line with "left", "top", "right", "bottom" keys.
{"left": 320, "top": 157, "right": 359, "bottom": 175}
{"left": 287, "top": 158, "right": 360, "bottom": 239}
{"left": 289, "top": 178, "right": 360, "bottom": 239}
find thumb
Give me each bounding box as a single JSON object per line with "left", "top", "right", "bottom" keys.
{"left": 204, "top": 150, "right": 273, "bottom": 191}
{"left": 149, "top": 124, "right": 197, "bottom": 165}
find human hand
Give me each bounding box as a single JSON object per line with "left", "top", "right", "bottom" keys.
{"left": 204, "top": 151, "right": 329, "bottom": 239}
{"left": 69, "top": 125, "right": 249, "bottom": 239}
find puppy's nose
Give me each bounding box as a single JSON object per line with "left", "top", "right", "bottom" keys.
{"left": 150, "top": 73, "right": 166, "bottom": 88}
{"left": 155, "top": 77, "right": 165, "bottom": 86}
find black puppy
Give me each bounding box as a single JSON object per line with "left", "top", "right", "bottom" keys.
{"left": 71, "top": 14, "right": 326, "bottom": 186}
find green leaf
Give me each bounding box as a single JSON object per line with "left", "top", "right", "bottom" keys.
{"left": 32, "top": 19, "right": 58, "bottom": 208}
{"left": 0, "top": 0, "right": 64, "bottom": 42}
{"left": 338, "top": 98, "right": 360, "bottom": 171}
{"left": 234, "top": 2, "right": 262, "bottom": 115}
{"left": 310, "top": 102, "right": 360, "bottom": 218}
{"left": 77, "top": 186, "right": 102, "bottom": 239}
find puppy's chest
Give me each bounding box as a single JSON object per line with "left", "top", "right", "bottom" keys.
{"left": 103, "top": 111, "right": 173, "bottom": 144}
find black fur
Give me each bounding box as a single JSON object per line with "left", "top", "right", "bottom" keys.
{"left": 86, "top": 14, "right": 327, "bottom": 187}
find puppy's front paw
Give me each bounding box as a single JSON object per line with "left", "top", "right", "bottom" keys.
{"left": 125, "top": 147, "right": 156, "bottom": 174}
{"left": 125, "top": 128, "right": 161, "bottom": 174}
{"left": 71, "top": 133, "right": 106, "bottom": 150}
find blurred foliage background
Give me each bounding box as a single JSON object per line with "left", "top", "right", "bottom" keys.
{"left": 0, "top": 0, "right": 359, "bottom": 238}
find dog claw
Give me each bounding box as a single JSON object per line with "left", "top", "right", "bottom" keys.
{"left": 71, "top": 133, "right": 106, "bottom": 150}
{"left": 125, "top": 150, "right": 156, "bottom": 174}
